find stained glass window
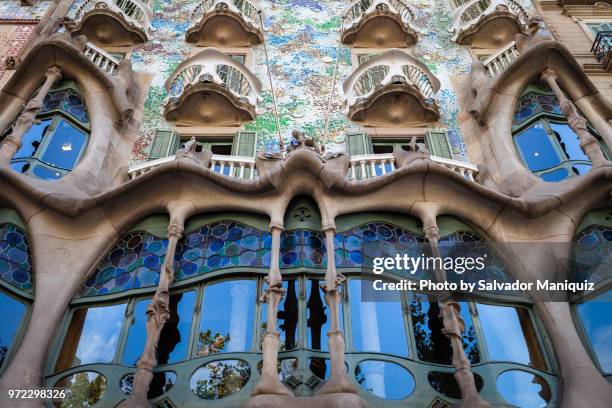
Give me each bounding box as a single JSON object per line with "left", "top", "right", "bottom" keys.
{"left": 81, "top": 232, "right": 169, "bottom": 296}
{"left": 42, "top": 87, "right": 90, "bottom": 124}
{"left": 280, "top": 229, "right": 326, "bottom": 268}
{"left": 0, "top": 223, "right": 32, "bottom": 292}
{"left": 573, "top": 225, "right": 612, "bottom": 286}
{"left": 513, "top": 88, "right": 562, "bottom": 126}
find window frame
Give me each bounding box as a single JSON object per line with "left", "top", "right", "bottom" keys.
{"left": 0, "top": 287, "right": 32, "bottom": 374}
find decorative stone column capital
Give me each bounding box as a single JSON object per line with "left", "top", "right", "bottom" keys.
{"left": 45, "top": 65, "right": 63, "bottom": 82}
{"left": 167, "top": 223, "right": 184, "bottom": 239}
{"left": 423, "top": 224, "right": 440, "bottom": 243}
{"left": 540, "top": 68, "right": 558, "bottom": 82}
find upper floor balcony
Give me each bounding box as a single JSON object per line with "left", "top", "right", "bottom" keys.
{"left": 342, "top": 50, "right": 440, "bottom": 127}
{"left": 70, "top": 0, "right": 153, "bottom": 46}
{"left": 451, "top": 0, "right": 528, "bottom": 48}
{"left": 164, "top": 48, "right": 262, "bottom": 126}
{"left": 591, "top": 31, "right": 612, "bottom": 72}
{"left": 185, "top": 0, "right": 264, "bottom": 47}
{"left": 341, "top": 0, "right": 418, "bottom": 47}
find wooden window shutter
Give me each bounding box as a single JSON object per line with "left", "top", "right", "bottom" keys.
{"left": 232, "top": 131, "right": 257, "bottom": 157}
{"left": 148, "top": 129, "right": 179, "bottom": 160}
{"left": 345, "top": 132, "right": 373, "bottom": 156}
{"left": 426, "top": 129, "right": 454, "bottom": 159}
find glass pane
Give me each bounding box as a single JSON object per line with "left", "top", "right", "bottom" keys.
{"left": 576, "top": 291, "right": 612, "bottom": 373}
{"left": 14, "top": 118, "right": 52, "bottom": 159}
{"left": 31, "top": 164, "right": 64, "bottom": 180}
{"left": 354, "top": 360, "right": 415, "bottom": 400}
{"left": 262, "top": 280, "right": 299, "bottom": 351}
{"left": 540, "top": 167, "right": 568, "bottom": 182}
{"left": 0, "top": 291, "right": 26, "bottom": 367}
{"left": 120, "top": 371, "right": 176, "bottom": 399}
{"left": 306, "top": 279, "right": 343, "bottom": 351}
{"left": 190, "top": 360, "right": 251, "bottom": 399}
{"left": 197, "top": 280, "right": 256, "bottom": 356}
{"left": 54, "top": 372, "right": 106, "bottom": 408}
{"left": 428, "top": 371, "right": 483, "bottom": 399}
{"left": 514, "top": 121, "right": 561, "bottom": 171}
{"left": 496, "top": 370, "right": 552, "bottom": 408}
{"left": 477, "top": 304, "right": 547, "bottom": 370}
{"left": 123, "top": 291, "right": 196, "bottom": 365}
{"left": 40, "top": 119, "right": 87, "bottom": 170}
{"left": 410, "top": 295, "right": 480, "bottom": 364}
{"left": 10, "top": 160, "right": 30, "bottom": 174}
{"left": 571, "top": 163, "right": 591, "bottom": 176}
{"left": 550, "top": 122, "right": 588, "bottom": 162}
{"left": 55, "top": 303, "right": 126, "bottom": 371}
{"left": 349, "top": 280, "right": 408, "bottom": 356}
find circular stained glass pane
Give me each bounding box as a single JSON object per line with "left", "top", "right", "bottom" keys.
{"left": 354, "top": 360, "right": 415, "bottom": 400}
{"left": 496, "top": 370, "right": 552, "bottom": 408}
{"left": 190, "top": 359, "right": 251, "bottom": 399}
{"left": 54, "top": 371, "right": 106, "bottom": 407}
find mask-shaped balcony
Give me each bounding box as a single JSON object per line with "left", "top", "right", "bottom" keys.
{"left": 341, "top": 0, "right": 418, "bottom": 47}
{"left": 164, "top": 48, "right": 262, "bottom": 126}
{"left": 451, "top": 0, "right": 529, "bottom": 48}
{"left": 342, "top": 50, "right": 440, "bottom": 127}
{"left": 70, "top": 0, "right": 153, "bottom": 46}
{"left": 186, "top": 0, "right": 264, "bottom": 47}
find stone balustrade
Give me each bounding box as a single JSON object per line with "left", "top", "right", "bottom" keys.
{"left": 83, "top": 42, "right": 121, "bottom": 75}
{"left": 430, "top": 155, "right": 479, "bottom": 181}
{"left": 128, "top": 154, "right": 257, "bottom": 180}
{"left": 482, "top": 41, "right": 520, "bottom": 77}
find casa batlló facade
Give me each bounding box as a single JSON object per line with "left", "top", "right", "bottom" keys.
{"left": 0, "top": 0, "right": 611, "bottom": 407}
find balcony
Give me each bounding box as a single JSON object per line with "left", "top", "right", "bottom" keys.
{"left": 346, "top": 153, "right": 479, "bottom": 181}
{"left": 342, "top": 49, "right": 440, "bottom": 127}
{"left": 128, "top": 154, "right": 257, "bottom": 180}
{"left": 451, "top": 0, "right": 528, "bottom": 48}
{"left": 186, "top": 0, "right": 264, "bottom": 46}
{"left": 341, "top": 0, "right": 418, "bottom": 47}
{"left": 70, "top": 0, "right": 153, "bottom": 46}
{"left": 591, "top": 31, "right": 612, "bottom": 71}
{"left": 83, "top": 42, "right": 122, "bottom": 75}
{"left": 482, "top": 40, "right": 519, "bottom": 77}
{"left": 164, "top": 48, "right": 261, "bottom": 126}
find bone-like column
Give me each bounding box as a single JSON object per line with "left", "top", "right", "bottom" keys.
{"left": 316, "top": 226, "right": 358, "bottom": 395}
{"left": 117, "top": 220, "right": 184, "bottom": 408}
{"left": 0, "top": 66, "right": 62, "bottom": 165}
{"left": 424, "top": 224, "right": 490, "bottom": 408}
{"left": 251, "top": 224, "right": 292, "bottom": 396}
{"left": 540, "top": 68, "right": 608, "bottom": 167}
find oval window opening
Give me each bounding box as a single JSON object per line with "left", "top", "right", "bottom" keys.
{"left": 354, "top": 360, "right": 415, "bottom": 400}
{"left": 190, "top": 359, "right": 251, "bottom": 399}
{"left": 120, "top": 371, "right": 176, "bottom": 399}
{"left": 496, "top": 370, "right": 552, "bottom": 408}
{"left": 428, "top": 371, "right": 483, "bottom": 399}
{"left": 54, "top": 371, "right": 106, "bottom": 407}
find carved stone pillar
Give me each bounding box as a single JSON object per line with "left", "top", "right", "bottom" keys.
{"left": 424, "top": 225, "right": 490, "bottom": 408}
{"left": 117, "top": 222, "right": 184, "bottom": 408}
{"left": 540, "top": 68, "right": 608, "bottom": 167}
{"left": 316, "top": 227, "right": 356, "bottom": 395}
{"left": 0, "top": 66, "right": 62, "bottom": 165}
{"left": 252, "top": 225, "right": 292, "bottom": 396}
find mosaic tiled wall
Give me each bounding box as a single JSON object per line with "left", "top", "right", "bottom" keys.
{"left": 0, "top": 0, "right": 52, "bottom": 21}
{"left": 65, "top": 0, "right": 537, "bottom": 163}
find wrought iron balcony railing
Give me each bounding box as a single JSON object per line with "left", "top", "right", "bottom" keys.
{"left": 451, "top": 0, "right": 528, "bottom": 44}
{"left": 74, "top": 0, "right": 153, "bottom": 35}
{"left": 591, "top": 31, "right": 612, "bottom": 64}
{"left": 191, "top": 0, "right": 259, "bottom": 24}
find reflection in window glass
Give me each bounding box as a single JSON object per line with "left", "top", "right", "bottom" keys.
{"left": 55, "top": 303, "right": 126, "bottom": 372}
{"left": 14, "top": 119, "right": 51, "bottom": 159}
{"left": 120, "top": 371, "right": 176, "bottom": 399}
{"left": 355, "top": 360, "right": 415, "bottom": 400}
{"left": 576, "top": 291, "right": 612, "bottom": 373}
{"left": 410, "top": 294, "right": 480, "bottom": 364}
{"left": 40, "top": 119, "right": 87, "bottom": 170}
{"left": 307, "top": 279, "right": 343, "bottom": 352}
{"left": 190, "top": 360, "right": 251, "bottom": 399}
{"left": 0, "top": 291, "right": 26, "bottom": 367}
{"left": 496, "top": 370, "right": 551, "bottom": 408}
{"left": 262, "top": 280, "right": 299, "bottom": 351}
{"left": 197, "top": 280, "right": 256, "bottom": 356}
{"left": 514, "top": 121, "right": 561, "bottom": 172}
{"left": 550, "top": 123, "right": 588, "bottom": 162}
{"left": 123, "top": 291, "right": 196, "bottom": 365}
{"left": 477, "top": 304, "right": 547, "bottom": 371}
{"left": 54, "top": 371, "right": 106, "bottom": 408}
{"left": 349, "top": 280, "right": 408, "bottom": 356}
{"left": 428, "top": 371, "right": 483, "bottom": 399}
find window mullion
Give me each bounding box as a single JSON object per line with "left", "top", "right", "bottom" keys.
{"left": 468, "top": 302, "right": 490, "bottom": 363}
{"left": 115, "top": 297, "right": 136, "bottom": 365}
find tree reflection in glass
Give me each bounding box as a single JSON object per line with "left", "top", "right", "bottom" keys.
{"left": 190, "top": 359, "right": 251, "bottom": 399}
{"left": 410, "top": 294, "right": 480, "bottom": 364}
{"left": 262, "top": 280, "right": 298, "bottom": 351}
{"left": 197, "top": 280, "right": 256, "bottom": 356}
{"left": 54, "top": 371, "right": 106, "bottom": 408}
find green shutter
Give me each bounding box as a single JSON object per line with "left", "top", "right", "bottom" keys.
{"left": 232, "top": 131, "right": 257, "bottom": 157}
{"left": 148, "top": 129, "right": 179, "bottom": 160}
{"left": 345, "top": 132, "right": 373, "bottom": 156}
{"left": 426, "top": 129, "right": 453, "bottom": 159}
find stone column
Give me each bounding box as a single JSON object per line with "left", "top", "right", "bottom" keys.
{"left": 117, "top": 221, "right": 184, "bottom": 408}
{"left": 252, "top": 224, "right": 292, "bottom": 396}
{"left": 424, "top": 225, "right": 490, "bottom": 408}
{"left": 316, "top": 226, "right": 357, "bottom": 395}
{"left": 540, "top": 68, "right": 608, "bottom": 167}
{"left": 0, "top": 66, "right": 62, "bottom": 165}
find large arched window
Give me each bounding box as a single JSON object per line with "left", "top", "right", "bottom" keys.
{"left": 0, "top": 209, "right": 33, "bottom": 374}
{"left": 512, "top": 84, "right": 610, "bottom": 182}
{"left": 6, "top": 80, "right": 90, "bottom": 180}
{"left": 572, "top": 209, "right": 612, "bottom": 379}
